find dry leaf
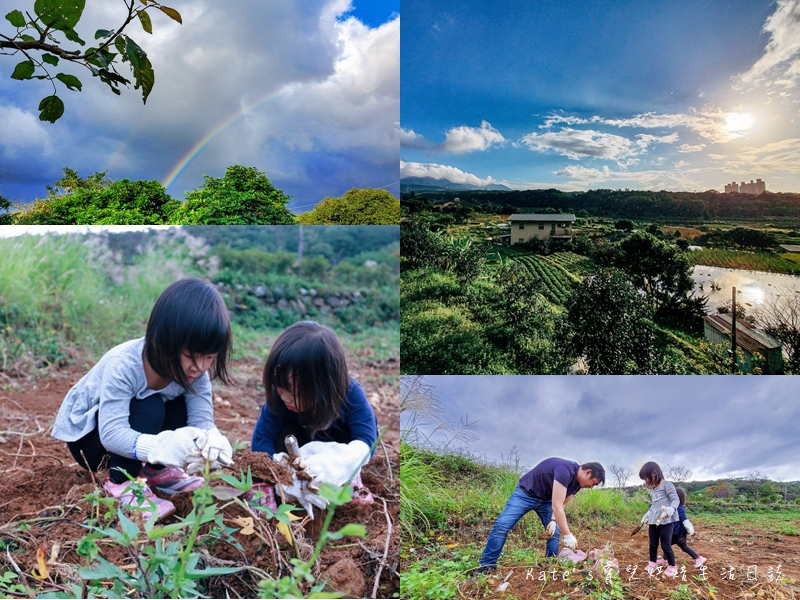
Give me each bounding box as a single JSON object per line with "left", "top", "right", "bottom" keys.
{"left": 276, "top": 521, "right": 293, "bottom": 544}
{"left": 234, "top": 517, "right": 255, "bottom": 535}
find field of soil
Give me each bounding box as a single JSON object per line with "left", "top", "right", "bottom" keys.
{"left": 0, "top": 351, "right": 399, "bottom": 598}
{"left": 463, "top": 519, "right": 800, "bottom": 599}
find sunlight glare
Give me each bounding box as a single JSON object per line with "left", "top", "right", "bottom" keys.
{"left": 724, "top": 112, "right": 755, "bottom": 133}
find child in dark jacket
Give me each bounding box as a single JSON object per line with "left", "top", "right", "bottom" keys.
{"left": 250, "top": 321, "right": 377, "bottom": 514}
{"left": 659, "top": 487, "right": 707, "bottom": 569}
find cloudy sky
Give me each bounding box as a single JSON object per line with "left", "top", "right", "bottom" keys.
{"left": 401, "top": 0, "right": 800, "bottom": 193}
{"left": 1, "top": 0, "right": 399, "bottom": 211}
{"left": 403, "top": 376, "right": 800, "bottom": 483}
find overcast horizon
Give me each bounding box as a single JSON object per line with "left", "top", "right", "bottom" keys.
{"left": 1, "top": 0, "right": 399, "bottom": 211}
{"left": 402, "top": 376, "right": 800, "bottom": 483}
{"left": 402, "top": 0, "right": 800, "bottom": 194}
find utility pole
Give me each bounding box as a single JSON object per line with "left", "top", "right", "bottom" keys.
{"left": 730, "top": 286, "right": 737, "bottom": 374}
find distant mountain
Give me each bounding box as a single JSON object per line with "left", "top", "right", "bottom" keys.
{"left": 401, "top": 176, "right": 511, "bottom": 192}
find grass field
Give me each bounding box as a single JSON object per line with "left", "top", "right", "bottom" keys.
{"left": 687, "top": 248, "right": 800, "bottom": 275}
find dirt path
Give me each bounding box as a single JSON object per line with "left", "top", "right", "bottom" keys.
{"left": 466, "top": 520, "right": 800, "bottom": 599}
{"left": 0, "top": 352, "right": 399, "bottom": 598}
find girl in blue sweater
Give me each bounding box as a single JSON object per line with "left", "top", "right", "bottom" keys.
{"left": 251, "top": 321, "right": 377, "bottom": 510}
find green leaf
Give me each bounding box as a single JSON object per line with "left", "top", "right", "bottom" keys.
{"left": 137, "top": 10, "right": 152, "bottom": 33}
{"left": 79, "top": 557, "right": 121, "bottom": 580}
{"left": 124, "top": 36, "right": 147, "bottom": 70}
{"left": 5, "top": 10, "right": 26, "bottom": 28}
{"left": 158, "top": 5, "right": 182, "bottom": 24}
{"left": 63, "top": 27, "right": 85, "bottom": 45}
{"left": 146, "top": 521, "right": 192, "bottom": 540}
{"left": 55, "top": 72, "right": 82, "bottom": 90}
{"left": 117, "top": 509, "right": 139, "bottom": 543}
{"left": 11, "top": 61, "right": 35, "bottom": 80}
{"left": 94, "top": 28, "right": 112, "bottom": 39}
{"left": 114, "top": 35, "right": 126, "bottom": 55}
{"left": 33, "top": 0, "right": 86, "bottom": 31}
{"left": 42, "top": 53, "right": 59, "bottom": 66}
{"left": 326, "top": 523, "right": 367, "bottom": 541}
{"left": 21, "top": 34, "right": 35, "bottom": 41}
{"left": 211, "top": 485, "right": 245, "bottom": 500}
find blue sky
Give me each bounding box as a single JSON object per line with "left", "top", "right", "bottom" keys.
{"left": 1, "top": 0, "right": 399, "bottom": 211}
{"left": 401, "top": 0, "right": 800, "bottom": 193}
{"left": 402, "top": 376, "right": 800, "bottom": 482}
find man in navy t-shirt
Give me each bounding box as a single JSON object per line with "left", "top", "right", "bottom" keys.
{"left": 478, "top": 457, "right": 605, "bottom": 573}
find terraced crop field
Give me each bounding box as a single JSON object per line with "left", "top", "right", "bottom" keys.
{"left": 513, "top": 254, "right": 580, "bottom": 305}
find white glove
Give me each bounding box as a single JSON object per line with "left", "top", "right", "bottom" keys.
{"left": 562, "top": 533, "right": 577, "bottom": 550}
{"left": 656, "top": 505, "right": 675, "bottom": 523}
{"left": 544, "top": 519, "right": 557, "bottom": 539}
{"left": 135, "top": 427, "right": 208, "bottom": 469}
{"left": 273, "top": 451, "right": 307, "bottom": 472}
{"left": 201, "top": 427, "right": 233, "bottom": 466}
{"left": 278, "top": 471, "right": 327, "bottom": 519}
{"left": 299, "top": 440, "right": 371, "bottom": 487}
{"left": 641, "top": 513, "right": 649, "bottom": 524}
{"left": 683, "top": 519, "right": 695, "bottom": 536}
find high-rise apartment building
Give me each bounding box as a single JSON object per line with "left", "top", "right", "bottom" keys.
{"left": 724, "top": 179, "right": 766, "bottom": 194}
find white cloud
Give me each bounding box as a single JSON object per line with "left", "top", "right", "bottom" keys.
{"left": 0, "top": 104, "right": 53, "bottom": 158}
{"left": 440, "top": 120, "right": 505, "bottom": 154}
{"left": 400, "top": 160, "right": 497, "bottom": 186}
{"left": 400, "top": 127, "right": 434, "bottom": 150}
{"left": 635, "top": 133, "right": 679, "bottom": 149}
{"left": 735, "top": 0, "right": 800, "bottom": 92}
{"left": 674, "top": 160, "right": 690, "bottom": 168}
{"left": 554, "top": 164, "right": 703, "bottom": 191}
{"left": 678, "top": 143, "right": 707, "bottom": 153}
{"left": 520, "top": 128, "right": 639, "bottom": 162}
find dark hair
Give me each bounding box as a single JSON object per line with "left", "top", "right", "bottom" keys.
{"left": 263, "top": 321, "right": 349, "bottom": 436}
{"left": 676, "top": 487, "right": 687, "bottom": 506}
{"left": 639, "top": 461, "right": 664, "bottom": 488}
{"left": 145, "top": 278, "right": 232, "bottom": 392}
{"left": 581, "top": 462, "right": 605, "bottom": 486}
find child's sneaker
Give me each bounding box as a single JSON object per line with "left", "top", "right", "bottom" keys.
{"left": 645, "top": 561, "right": 657, "bottom": 574}
{"left": 245, "top": 483, "right": 278, "bottom": 512}
{"left": 350, "top": 472, "right": 374, "bottom": 506}
{"left": 103, "top": 479, "right": 175, "bottom": 521}
{"left": 656, "top": 557, "right": 669, "bottom": 567}
{"left": 664, "top": 565, "right": 678, "bottom": 578}
{"left": 694, "top": 556, "right": 707, "bottom": 568}
{"left": 141, "top": 465, "right": 204, "bottom": 494}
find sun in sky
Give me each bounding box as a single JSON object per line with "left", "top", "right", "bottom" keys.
{"left": 724, "top": 112, "right": 755, "bottom": 135}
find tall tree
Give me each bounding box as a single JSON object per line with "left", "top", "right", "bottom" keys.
{"left": 297, "top": 188, "right": 400, "bottom": 225}
{"left": 2, "top": 0, "right": 182, "bottom": 122}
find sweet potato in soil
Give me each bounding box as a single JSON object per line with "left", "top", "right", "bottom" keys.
{"left": 0, "top": 354, "right": 399, "bottom": 598}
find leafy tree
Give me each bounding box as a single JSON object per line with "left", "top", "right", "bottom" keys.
{"left": 0, "top": 189, "right": 12, "bottom": 224}
{"left": 563, "top": 269, "right": 658, "bottom": 374}
{"left": 173, "top": 165, "right": 294, "bottom": 225}
{"left": 615, "top": 232, "right": 694, "bottom": 312}
{"left": 13, "top": 173, "right": 178, "bottom": 223}
{"left": 297, "top": 188, "right": 400, "bottom": 225}
{"left": 675, "top": 238, "right": 690, "bottom": 251}
{"left": 614, "top": 219, "right": 634, "bottom": 231}
{"left": 2, "top": 0, "right": 182, "bottom": 122}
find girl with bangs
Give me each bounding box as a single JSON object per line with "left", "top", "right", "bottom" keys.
{"left": 53, "top": 278, "right": 234, "bottom": 521}
{"left": 251, "top": 321, "right": 377, "bottom": 510}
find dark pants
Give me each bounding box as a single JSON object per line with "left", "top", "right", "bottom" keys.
{"left": 670, "top": 534, "right": 699, "bottom": 559}
{"left": 67, "top": 394, "right": 187, "bottom": 484}
{"left": 649, "top": 523, "right": 675, "bottom": 565}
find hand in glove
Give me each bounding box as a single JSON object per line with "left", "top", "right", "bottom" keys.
{"left": 135, "top": 427, "right": 208, "bottom": 469}
{"left": 298, "top": 440, "right": 371, "bottom": 487}
{"left": 655, "top": 505, "right": 675, "bottom": 523}
{"left": 641, "top": 513, "right": 649, "bottom": 524}
{"left": 201, "top": 427, "right": 233, "bottom": 466}
{"left": 562, "top": 533, "right": 577, "bottom": 550}
{"left": 683, "top": 519, "right": 695, "bottom": 536}
{"left": 544, "top": 519, "right": 557, "bottom": 539}
{"left": 278, "top": 470, "right": 327, "bottom": 519}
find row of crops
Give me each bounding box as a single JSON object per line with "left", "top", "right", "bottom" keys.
{"left": 513, "top": 254, "right": 578, "bottom": 306}
{"left": 687, "top": 249, "right": 800, "bottom": 275}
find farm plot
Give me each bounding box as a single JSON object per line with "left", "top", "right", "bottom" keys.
{"left": 512, "top": 254, "right": 580, "bottom": 306}
{"left": 0, "top": 354, "right": 399, "bottom": 599}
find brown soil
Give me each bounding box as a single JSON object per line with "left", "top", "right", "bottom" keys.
{"left": 0, "top": 351, "right": 399, "bottom": 598}
{"left": 458, "top": 520, "right": 800, "bottom": 599}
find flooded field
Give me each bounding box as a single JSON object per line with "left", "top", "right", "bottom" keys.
{"left": 692, "top": 265, "right": 800, "bottom": 311}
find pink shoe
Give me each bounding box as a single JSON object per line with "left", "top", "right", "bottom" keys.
{"left": 245, "top": 483, "right": 278, "bottom": 512}
{"left": 656, "top": 558, "right": 669, "bottom": 567}
{"left": 664, "top": 565, "right": 678, "bottom": 578}
{"left": 141, "top": 466, "right": 204, "bottom": 494}
{"left": 103, "top": 479, "right": 175, "bottom": 521}
{"left": 645, "top": 561, "right": 657, "bottom": 574}
{"left": 694, "top": 556, "right": 707, "bottom": 569}
{"left": 350, "top": 472, "right": 374, "bottom": 506}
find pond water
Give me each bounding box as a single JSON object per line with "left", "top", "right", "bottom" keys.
{"left": 692, "top": 265, "right": 800, "bottom": 312}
